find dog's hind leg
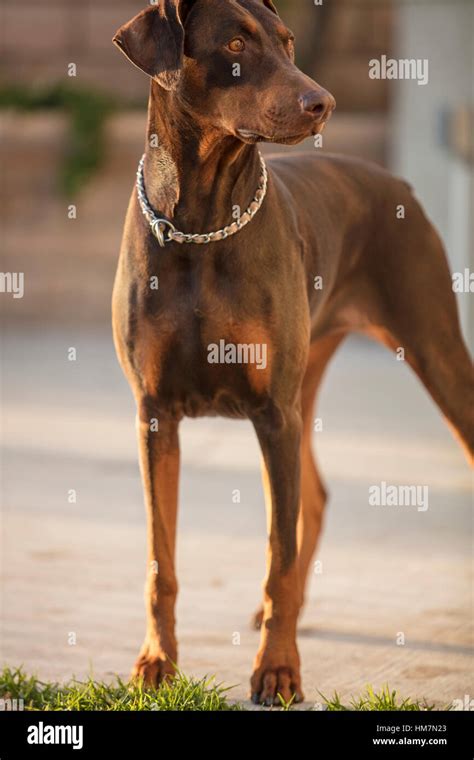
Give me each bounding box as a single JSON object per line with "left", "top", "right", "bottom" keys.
{"left": 365, "top": 209, "right": 473, "bottom": 463}
{"left": 297, "top": 333, "right": 347, "bottom": 603}
{"left": 251, "top": 332, "right": 345, "bottom": 630}
{"left": 131, "top": 407, "right": 180, "bottom": 686}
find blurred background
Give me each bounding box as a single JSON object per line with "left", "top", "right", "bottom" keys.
{"left": 1, "top": 0, "right": 472, "bottom": 337}
{"left": 1, "top": 0, "right": 473, "bottom": 707}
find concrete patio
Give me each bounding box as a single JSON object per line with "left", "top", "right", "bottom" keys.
{"left": 1, "top": 328, "right": 472, "bottom": 708}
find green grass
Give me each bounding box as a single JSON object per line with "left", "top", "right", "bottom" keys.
{"left": 0, "top": 667, "right": 436, "bottom": 711}
{"left": 0, "top": 667, "right": 240, "bottom": 712}
{"left": 319, "top": 685, "right": 435, "bottom": 712}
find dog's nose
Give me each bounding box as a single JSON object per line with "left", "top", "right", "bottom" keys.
{"left": 300, "top": 90, "right": 336, "bottom": 123}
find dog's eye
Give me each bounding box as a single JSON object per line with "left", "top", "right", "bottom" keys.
{"left": 227, "top": 38, "right": 245, "bottom": 53}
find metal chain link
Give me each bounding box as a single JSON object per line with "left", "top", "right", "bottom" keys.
{"left": 136, "top": 152, "right": 268, "bottom": 247}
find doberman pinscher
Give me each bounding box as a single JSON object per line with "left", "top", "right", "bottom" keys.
{"left": 112, "top": 0, "right": 473, "bottom": 705}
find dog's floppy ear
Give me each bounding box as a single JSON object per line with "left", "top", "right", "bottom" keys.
{"left": 263, "top": 0, "right": 279, "bottom": 15}
{"left": 113, "top": 2, "right": 184, "bottom": 91}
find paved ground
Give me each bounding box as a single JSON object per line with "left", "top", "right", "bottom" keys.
{"left": 1, "top": 328, "right": 472, "bottom": 708}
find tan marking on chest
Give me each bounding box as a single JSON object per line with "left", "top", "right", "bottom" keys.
{"left": 227, "top": 321, "right": 273, "bottom": 395}
{"left": 135, "top": 318, "right": 176, "bottom": 396}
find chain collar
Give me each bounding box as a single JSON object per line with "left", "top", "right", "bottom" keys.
{"left": 135, "top": 152, "right": 268, "bottom": 247}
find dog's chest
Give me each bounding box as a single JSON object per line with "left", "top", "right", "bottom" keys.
{"left": 126, "top": 250, "right": 280, "bottom": 416}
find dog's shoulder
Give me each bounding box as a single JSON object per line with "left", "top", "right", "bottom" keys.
{"left": 268, "top": 150, "right": 414, "bottom": 202}
{"left": 268, "top": 150, "right": 387, "bottom": 178}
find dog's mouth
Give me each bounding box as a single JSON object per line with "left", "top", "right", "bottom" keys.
{"left": 237, "top": 122, "right": 328, "bottom": 146}
{"left": 236, "top": 129, "right": 265, "bottom": 143}
{"left": 237, "top": 128, "right": 307, "bottom": 145}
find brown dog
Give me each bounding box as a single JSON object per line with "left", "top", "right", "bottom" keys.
{"left": 112, "top": 0, "right": 473, "bottom": 706}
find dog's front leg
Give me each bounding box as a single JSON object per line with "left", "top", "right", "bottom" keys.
{"left": 132, "top": 412, "right": 180, "bottom": 687}
{"left": 251, "top": 407, "right": 303, "bottom": 706}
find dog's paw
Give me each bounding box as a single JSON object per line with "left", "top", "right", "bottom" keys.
{"left": 130, "top": 646, "right": 176, "bottom": 687}
{"left": 250, "top": 664, "right": 304, "bottom": 707}
{"left": 250, "top": 606, "right": 264, "bottom": 630}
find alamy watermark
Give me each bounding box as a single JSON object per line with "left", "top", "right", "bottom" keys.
{"left": 369, "top": 55, "right": 429, "bottom": 86}
{"left": 369, "top": 481, "right": 429, "bottom": 512}
{"left": 0, "top": 697, "right": 24, "bottom": 710}
{"left": 452, "top": 269, "right": 474, "bottom": 293}
{"left": 0, "top": 272, "right": 24, "bottom": 299}
{"left": 451, "top": 694, "right": 474, "bottom": 711}
{"left": 27, "top": 722, "right": 83, "bottom": 750}
{"left": 207, "top": 340, "right": 267, "bottom": 370}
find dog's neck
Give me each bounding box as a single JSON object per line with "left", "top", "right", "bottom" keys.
{"left": 143, "top": 82, "right": 262, "bottom": 235}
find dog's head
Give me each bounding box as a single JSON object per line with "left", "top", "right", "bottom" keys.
{"left": 113, "top": 0, "right": 335, "bottom": 145}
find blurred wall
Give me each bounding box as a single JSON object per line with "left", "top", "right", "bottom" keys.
{"left": 2, "top": 0, "right": 149, "bottom": 100}
{"left": 2, "top": 0, "right": 471, "bottom": 342}
{"left": 391, "top": 0, "right": 473, "bottom": 346}
{"left": 1, "top": 0, "right": 394, "bottom": 326}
